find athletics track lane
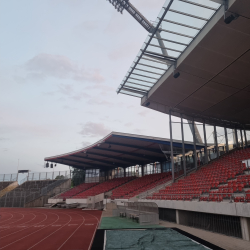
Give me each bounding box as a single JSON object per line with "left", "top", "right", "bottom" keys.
{"left": 0, "top": 208, "right": 102, "bottom": 250}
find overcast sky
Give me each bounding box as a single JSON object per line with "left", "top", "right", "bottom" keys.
{"left": 0, "top": 0, "right": 234, "bottom": 176}
{"left": 0, "top": 0, "right": 177, "bottom": 174}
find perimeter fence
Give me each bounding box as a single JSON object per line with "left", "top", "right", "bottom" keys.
{"left": 19, "top": 171, "right": 70, "bottom": 184}
{"left": 0, "top": 173, "right": 18, "bottom": 182}
{"left": 0, "top": 175, "right": 71, "bottom": 207}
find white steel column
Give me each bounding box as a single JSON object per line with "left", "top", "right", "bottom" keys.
{"left": 244, "top": 130, "right": 248, "bottom": 148}
{"left": 169, "top": 111, "right": 175, "bottom": 181}
{"left": 224, "top": 127, "right": 229, "bottom": 152}
{"left": 214, "top": 126, "right": 219, "bottom": 158}
{"left": 240, "top": 130, "right": 244, "bottom": 148}
{"left": 235, "top": 128, "right": 239, "bottom": 148}
{"left": 203, "top": 122, "right": 208, "bottom": 164}
{"left": 181, "top": 115, "right": 186, "bottom": 176}
{"left": 192, "top": 119, "right": 197, "bottom": 170}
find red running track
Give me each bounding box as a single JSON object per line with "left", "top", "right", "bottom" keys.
{"left": 0, "top": 208, "right": 102, "bottom": 250}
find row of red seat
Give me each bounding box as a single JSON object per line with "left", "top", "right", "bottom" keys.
{"left": 57, "top": 182, "right": 98, "bottom": 199}
{"left": 111, "top": 172, "right": 172, "bottom": 199}
{"left": 147, "top": 148, "right": 250, "bottom": 202}
{"left": 72, "top": 176, "right": 135, "bottom": 198}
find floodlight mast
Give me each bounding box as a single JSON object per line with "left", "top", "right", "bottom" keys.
{"left": 107, "top": 0, "right": 155, "bottom": 33}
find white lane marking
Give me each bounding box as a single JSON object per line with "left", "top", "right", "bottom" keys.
{"left": 56, "top": 213, "right": 86, "bottom": 250}
{"left": 0, "top": 212, "right": 60, "bottom": 249}
{"left": 27, "top": 212, "right": 73, "bottom": 250}
{"left": 0, "top": 213, "right": 25, "bottom": 230}
{"left": 0, "top": 212, "right": 48, "bottom": 240}
{"left": 0, "top": 213, "right": 14, "bottom": 224}
{"left": 0, "top": 213, "right": 37, "bottom": 233}
{"left": 80, "top": 211, "right": 101, "bottom": 250}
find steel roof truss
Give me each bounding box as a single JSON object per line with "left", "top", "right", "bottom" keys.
{"left": 168, "top": 9, "right": 209, "bottom": 21}
{"left": 137, "top": 62, "right": 166, "bottom": 71}
{"left": 178, "top": 0, "right": 218, "bottom": 11}
{"left": 94, "top": 147, "right": 165, "bottom": 161}
{"left": 70, "top": 155, "right": 128, "bottom": 168}
{"left": 161, "top": 19, "right": 201, "bottom": 30}
{"left": 133, "top": 67, "right": 163, "bottom": 76}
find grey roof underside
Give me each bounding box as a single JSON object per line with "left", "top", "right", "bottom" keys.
{"left": 142, "top": 0, "right": 250, "bottom": 129}
{"left": 45, "top": 132, "right": 204, "bottom": 170}
{"left": 117, "top": 0, "right": 250, "bottom": 129}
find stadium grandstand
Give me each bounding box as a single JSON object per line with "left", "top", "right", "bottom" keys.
{"left": 1, "top": 0, "right": 250, "bottom": 249}
{"left": 0, "top": 171, "right": 71, "bottom": 207}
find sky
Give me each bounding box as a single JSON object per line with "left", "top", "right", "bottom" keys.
{"left": 0, "top": 0, "right": 174, "bottom": 174}
{"left": 0, "top": 0, "right": 238, "bottom": 176}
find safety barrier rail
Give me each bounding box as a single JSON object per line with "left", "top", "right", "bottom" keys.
{"left": 0, "top": 174, "right": 18, "bottom": 182}
{"left": 19, "top": 171, "right": 70, "bottom": 185}
{"left": 144, "top": 192, "right": 250, "bottom": 203}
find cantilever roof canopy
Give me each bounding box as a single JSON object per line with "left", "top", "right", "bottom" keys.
{"left": 117, "top": 0, "right": 250, "bottom": 129}
{"left": 45, "top": 132, "right": 204, "bottom": 170}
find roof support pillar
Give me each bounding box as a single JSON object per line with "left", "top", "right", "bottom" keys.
{"left": 169, "top": 111, "right": 175, "bottom": 181}
{"left": 214, "top": 126, "right": 219, "bottom": 158}
{"left": 224, "top": 127, "right": 229, "bottom": 153}
{"left": 203, "top": 122, "right": 208, "bottom": 164}
{"left": 123, "top": 167, "right": 126, "bottom": 177}
{"left": 192, "top": 118, "right": 198, "bottom": 170}
{"left": 240, "top": 130, "right": 244, "bottom": 148}
{"left": 181, "top": 115, "right": 186, "bottom": 176}
{"left": 235, "top": 128, "right": 239, "bottom": 148}
{"left": 142, "top": 165, "right": 145, "bottom": 177}
{"left": 244, "top": 129, "right": 248, "bottom": 148}
{"left": 160, "top": 162, "right": 163, "bottom": 173}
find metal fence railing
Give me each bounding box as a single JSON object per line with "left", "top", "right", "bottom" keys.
{"left": 19, "top": 171, "right": 70, "bottom": 185}
{"left": 182, "top": 210, "right": 242, "bottom": 239}
{"left": 0, "top": 178, "right": 70, "bottom": 207}
{"left": 0, "top": 173, "right": 18, "bottom": 182}
{"left": 143, "top": 192, "right": 250, "bottom": 203}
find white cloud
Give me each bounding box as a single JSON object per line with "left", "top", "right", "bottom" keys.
{"left": 79, "top": 122, "right": 111, "bottom": 137}
{"left": 25, "top": 53, "right": 104, "bottom": 83}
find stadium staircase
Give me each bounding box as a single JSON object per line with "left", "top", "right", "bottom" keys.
{"left": 72, "top": 176, "right": 135, "bottom": 199}
{"left": 0, "top": 181, "right": 18, "bottom": 198}
{"left": 146, "top": 148, "right": 250, "bottom": 203}
{"left": 111, "top": 172, "right": 172, "bottom": 200}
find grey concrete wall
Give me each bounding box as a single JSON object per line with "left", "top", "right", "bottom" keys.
{"left": 139, "top": 199, "right": 250, "bottom": 218}
{"left": 240, "top": 217, "right": 250, "bottom": 241}
{"left": 25, "top": 179, "right": 71, "bottom": 207}
{"left": 48, "top": 179, "right": 71, "bottom": 197}
{"left": 25, "top": 195, "right": 49, "bottom": 207}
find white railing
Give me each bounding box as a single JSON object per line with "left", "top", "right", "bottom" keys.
{"left": 19, "top": 171, "right": 71, "bottom": 185}
{"left": 142, "top": 192, "right": 250, "bottom": 203}
{"left": 0, "top": 173, "right": 18, "bottom": 182}
{"left": 138, "top": 179, "right": 173, "bottom": 199}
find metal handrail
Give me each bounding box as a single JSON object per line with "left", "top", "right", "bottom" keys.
{"left": 143, "top": 192, "right": 250, "bottom": 203}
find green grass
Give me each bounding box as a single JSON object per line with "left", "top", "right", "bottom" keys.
{"left": 100, "top": 216, "right": 163, "bottom": 229}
